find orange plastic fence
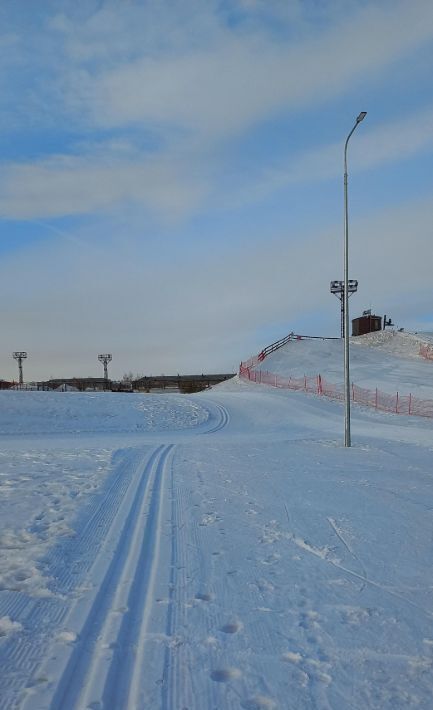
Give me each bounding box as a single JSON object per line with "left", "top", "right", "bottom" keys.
{"left": 420, "top": 344, "right": 433, "bottom": 360}
{"left": 239, "top": 365, "right": 433, "bottom": 419}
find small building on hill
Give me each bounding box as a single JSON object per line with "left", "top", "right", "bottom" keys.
{"left": 352, "top": 312, "right": 382, "bottom": 337}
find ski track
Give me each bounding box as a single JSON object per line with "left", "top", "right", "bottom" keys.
{"left": 0, "top": 447, "right": 142, "bottom": 710}
{"left": 42, "top": 443, "right": 175, "bottom": 710}
{"left": 1, "top": 400, "right": 231, "bottom": 710}
{"left": 202, "top": 402, "right": 230, "bottom": 434}
{"left": 326, "top": 517, "right": 368, "bottom": 592}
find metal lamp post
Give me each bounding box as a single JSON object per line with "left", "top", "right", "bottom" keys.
{"left": 343, "top": 111, "right": 367, "bottom": 447}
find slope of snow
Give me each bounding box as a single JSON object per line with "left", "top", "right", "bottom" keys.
{"left": 0, "top": 356, "right": 432, "bottom": 709}
{"left": 254, "top": 331, "right": 433, "bottom": 398}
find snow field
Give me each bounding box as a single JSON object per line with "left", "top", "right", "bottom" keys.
{"left": 0, "top": 344, "right": 432, "bottom": 709}
{"left": 0, "top": 391, "right": 208, "bottom": 435}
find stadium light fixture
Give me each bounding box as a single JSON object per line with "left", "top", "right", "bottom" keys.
{"left": 13, "top": 351, "right": 27, "bottom": 385}
{"left": 98, "top": 354, "right": 112, "bottom": 384}
{"left": 330, "top": 280, "right": 358, "bottom": 338}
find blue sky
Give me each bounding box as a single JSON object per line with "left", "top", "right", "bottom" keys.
{"left": 1, "top": 0, "right": 433, "bottom": 380}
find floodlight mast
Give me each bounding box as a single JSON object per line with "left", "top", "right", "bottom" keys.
{"left": 330, "top": 280, "right": 358, "bottom": 337}
{"left": 13, "top": 351, "right": 27, "bottom": 385}
{"left": 98, "top": 354, "right": 112, "bottom": 382}
{"left": 343, "top": 111, "right": 367, "bottom": 448}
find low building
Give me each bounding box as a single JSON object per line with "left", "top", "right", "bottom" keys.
{"left": 133, "top": 373, "right": 235, "bottom": 393}
{"left": 352, "top": 313, "right": 382, "bottom": 336}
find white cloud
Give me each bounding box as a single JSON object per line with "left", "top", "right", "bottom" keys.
{"left": 1, "top": 191, "right": 432, "bottom": 380}
{"left": 234, "top": 104, "right": 433, "bottom": 204}
{"left": 3, "top": 101, "right": 433, "bottom": 221}
{"left": 61, "top": 0, "right": 433, "bottom": 141}
{"left": 0, "top": 151, "right": 209, "bottom": 221}
{"left": 0, "top": 0, "right": 432, "bottom": 222}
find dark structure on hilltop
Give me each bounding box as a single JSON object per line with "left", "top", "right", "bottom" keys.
{"left": 352, "top": 311, "right": 382, "bottom": 336}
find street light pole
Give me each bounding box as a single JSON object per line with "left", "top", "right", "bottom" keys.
{"left": 343, "top": 111, "right": 367, "bottom": 447}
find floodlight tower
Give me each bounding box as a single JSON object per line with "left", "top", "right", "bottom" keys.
{"left": 13, "top": 352, "right": 27, "bottom": 385}
{"left": 98, "top": 354, "right": 112, "bottom": 383}
{"left": 330, "top": 280, "right": 358, "bottom": 337}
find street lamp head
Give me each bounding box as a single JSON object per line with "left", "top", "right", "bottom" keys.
{"left": 356, "top": 111, "right": 367, "bottom": 123}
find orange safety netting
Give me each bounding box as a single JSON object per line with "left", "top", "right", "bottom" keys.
{"left": 239, "top": 365, "right": 433, "bottom": 419}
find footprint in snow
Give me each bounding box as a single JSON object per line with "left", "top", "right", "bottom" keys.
{"left": 220, "top": 620, "right": 243, "bottom": 634}
{"left": 210, "top": 667, "right": 242, "bottom": 682}
{"left": 195, "top": 592, "right": 214, "bottom": 602}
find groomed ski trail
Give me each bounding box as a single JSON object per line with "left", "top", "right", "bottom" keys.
{"left": 201, "top": 401, "right": 230, "bottom": 434}
{"left": 31, "top": 444, "right": 175, "bottom": 710}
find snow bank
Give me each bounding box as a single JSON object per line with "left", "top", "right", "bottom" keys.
{"left": 350, "top": 329, "right": 431, "bottom": 358}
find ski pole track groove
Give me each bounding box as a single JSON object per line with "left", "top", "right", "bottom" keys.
{"left": 49, "top": 443, "right": 174, "bottom": 710}
{"left": 327, "top": 517, "right": 368, "bottom": 592}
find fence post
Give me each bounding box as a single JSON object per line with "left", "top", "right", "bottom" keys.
{"left": 409, "top": 392, "right": 412, "bottom": 415}
{"left": 274, "top": 374, "right": 277, "bottom": 387}
{"left": 352, "top": 383, "right": 355, "bottom": 401}
{"left": 396, "top": 392, "right": 399, "bottom": 414}
{"left": 375, "top": 388, "right": 378, "bottom": 409}
{"left": 304, "top": 375, "right": 307, "bottom": 391}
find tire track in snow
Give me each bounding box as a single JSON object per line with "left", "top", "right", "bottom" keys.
{"left": 49, "top": 444, "right": 174, "bottom": 710}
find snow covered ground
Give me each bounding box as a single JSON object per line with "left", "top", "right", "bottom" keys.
{"left": 255, "top": 331, "right": 433, "bottom": 399}
{"left": 1, "top": 336, "right": 433, "bottom": 709}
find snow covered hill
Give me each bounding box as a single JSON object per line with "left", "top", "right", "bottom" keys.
{"left": 250, "top": 330, "right": 433, "bottom": 399}
{"left": 0, "top": 339, "right": 432, "bottom": 709}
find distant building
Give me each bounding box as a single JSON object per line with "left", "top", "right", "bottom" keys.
{"left": 44, "top": 377, "right": 110, "bottom": 391}
{"left": 352, "top": 312, "right": 382, "bottom": 337}
{"left": 133, "top": 373, "right": 235, "bottom": 393}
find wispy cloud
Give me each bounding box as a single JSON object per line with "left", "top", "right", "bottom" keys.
{"left": 234, "top": 104, "right": 433, "bottom": 204}
{"left": 0, "top": 0, "right": 432, "bottom": 221}
{"left": 56, "top": 0, "right": 433, "bottom": 141}
{"left": 3, "top": 102, "right": 433, "bottom": 221}
{"left": 0, "top": 151, "right": 209, "bottom": 220}
{"left": 1, "top": 191, "right": 432, "bottom": 379}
